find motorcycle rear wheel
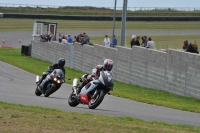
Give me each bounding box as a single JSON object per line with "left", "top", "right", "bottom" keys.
{"left": 68, "top": 92, "right": 79, "bottom": 107}
{"left": 88, "top": 90, "right": 105, "bottom": 109}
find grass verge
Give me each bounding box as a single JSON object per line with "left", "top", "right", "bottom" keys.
{"left": 1, "top": 48, "right": 200, "bottom": 113}
{"left": 1, "top": 101, "right": 200, "bottom": 133}
{"left": 0, "top": 18, "right": 200, "bottom": 31}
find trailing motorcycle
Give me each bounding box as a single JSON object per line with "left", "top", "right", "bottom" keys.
{"left": 35, "top": 69, "right": 65, "bottom": 97}
{"left": 68, "top": 70, "right": 114, "bottom": 109}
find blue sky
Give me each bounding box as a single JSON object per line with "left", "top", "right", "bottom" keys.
{"left": 2, "top": 0, "right": 200, "bottom": 8}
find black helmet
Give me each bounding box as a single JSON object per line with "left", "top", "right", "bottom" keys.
{"left": 58, "top": 58, "right": 65, "bottom": 67}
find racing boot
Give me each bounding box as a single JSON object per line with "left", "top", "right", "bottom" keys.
{"left": 77, "top": 80, "right": 88, "bottom": 93}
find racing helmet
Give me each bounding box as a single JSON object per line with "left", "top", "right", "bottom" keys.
{"left": 58, "top": 58, "right": 65, "bottom": 67}
{"left": 103, "top": 59, "right": 113, "bottom": 71}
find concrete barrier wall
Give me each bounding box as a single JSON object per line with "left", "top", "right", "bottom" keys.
{"left": 31, "top": 41, "right": 200, "bottom": 99}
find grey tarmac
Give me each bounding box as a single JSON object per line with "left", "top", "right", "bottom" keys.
{"left": 0, "top": 61, "right": 200, "bottom": 127}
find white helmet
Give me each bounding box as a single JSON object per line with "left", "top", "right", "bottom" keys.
{"left": 103, "top": 59, "right": 113, "bottom": 71}
{"left": 132, "top": 35, "right": 136, "bottom": 39}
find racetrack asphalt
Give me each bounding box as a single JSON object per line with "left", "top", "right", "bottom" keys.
{"left": 0, "top": 29, "right": 199, "bottom": 48}
{"left": 0, "top": 61, "right": 200, "bottom": 127}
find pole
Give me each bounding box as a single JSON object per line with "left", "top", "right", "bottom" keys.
{"left": 111, "top": 0, "right": 117, "bottom": 47}
{"left": 120, "top": 0, "right": 127, "bottom": 46}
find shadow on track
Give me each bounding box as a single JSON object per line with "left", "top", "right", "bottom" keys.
{"left": 41, "top": 96, "right": 67, "bottom": 100}
{"left": 70, "top": 106, "right": 120, "bottom": 113}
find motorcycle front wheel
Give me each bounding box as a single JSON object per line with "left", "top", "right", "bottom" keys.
{"left": 88, "top": 90, "right": 105, "bottom": 109}
{"left": 44, "top": 84, "right": 55, "bottom": 97}
{"left": 35, "top": 87, "right": 42, "bottom": 96}
{"left": 68, "top": 92, "right": 79, "bottom": 107}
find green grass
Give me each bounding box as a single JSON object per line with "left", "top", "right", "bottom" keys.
{"left": 0, "top": 18, "right": 200, "bottom": 31}
{"left": 91, "top": 34, "right": 200, "bottom": 49}
{"left": 1, "top": 101, "right": 200, "bottom": 133}
{"left": 1, "top": 6, "right": 200, "bottom": 16}
{"left": 0, "top": 18, "right": 200, "bottom": 50}
{"left": 1, "top": 48, "right": 200, "bottom": 113}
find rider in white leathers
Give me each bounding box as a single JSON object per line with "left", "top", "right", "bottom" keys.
{"left": 79, "top": 59, "right": 114, "bottom": 103}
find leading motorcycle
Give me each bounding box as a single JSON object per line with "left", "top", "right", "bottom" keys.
{"left": 35, "top": 69, "right": 65, "bottom": 97}
{"left": 68, "top": 70, "right": 114, "bottom": 109}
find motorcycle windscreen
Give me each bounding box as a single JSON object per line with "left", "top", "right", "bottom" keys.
{"left": 99, "top": 71, "right": 114, "bottom": 90}
{"left": 53, "top": 69, "right": 65, "bottom": 79}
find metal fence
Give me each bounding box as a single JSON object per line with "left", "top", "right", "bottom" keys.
{"left": 0, "top": 3, "right": 200, "bottom": 12}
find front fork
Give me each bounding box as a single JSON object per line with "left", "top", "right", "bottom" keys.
{"left": 72, "top": 78, "right": 79, "bottom": 95}
{"left": 72, "top": 86, "right": 78, "bottom": 95}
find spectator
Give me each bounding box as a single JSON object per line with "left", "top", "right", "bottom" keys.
{"left": 146, "top": 37, "right": 156, "bottom": 49}
{"left": 61, "top": 35, "right": 68, "bottom": 44}
{"left": 80, "top": 35, "right": 85, "bottom": 45}
{"left": 76, "top": 34, "right": 80, "bottom": 42}
{"left": 48, "top": 32, "right": 54, "bottom": 42}
{"left": 58, "top": 33, "right": 63, "bottom": 43}
{"left": 103, "top": 35, "right": 110, "bottom": 47}
{"left": 40, "top": 34, "right": 47, "bottom": 42}
{"left": 183, "top": 40, "right": 199, "bottom": 54}
{"left": 51, "top": 33, "right": 56, "bottom": 41}
{"left": 83, "top": 33, "right": 90, "bottom": 44}
{"left": 77, "top": 33, "right": 83, "bottom": 43}
{"left": 44, "top": 32, "right": 51, "bottom": 42}
{"left": 136, "top": 36, "right": 140, "bottom": 46}
{"left": 130, "top": 35, "right": 137, "bottom": 48}
{"left": 67, "top": 35, "right": 73, "bottom": 43}
{"left": 141, "top": 36, "right": 147, "bottom": 47}
{"left": 112, "top": 35, "right": 118, "bottom": 47}
{"left": 73, "top": 36, "right": 77, "bottom": 43}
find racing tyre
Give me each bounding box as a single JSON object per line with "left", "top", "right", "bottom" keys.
{"left": 44, "top": 84, "right": 55, "bottom": 97}
{"left": 68, "top": 92, "right": 79, "bottom": 107}
{"left": 88, "top": 90, "right": 105, "bottom": 109}
{"left": 35, "top": 87, "right": 42, "bottom": 96}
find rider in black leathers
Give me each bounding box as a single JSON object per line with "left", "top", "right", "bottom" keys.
{"left": 38, "top": 58, "right": 66, "bottom": 92}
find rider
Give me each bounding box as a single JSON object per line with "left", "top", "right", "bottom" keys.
{"left": 78, "top": 59, "right": 113, "bottom": 103}
{"left": 38, "top": 58, "right": 66, "bottom": 91}
{"left": 77, "top": 59, "right": 113, "bottom": 93}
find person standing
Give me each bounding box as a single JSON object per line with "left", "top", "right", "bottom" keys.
{"left": 136, "top": 36, "right": 140, "bottom": 46}
{"left": 67, "top": 35, "right": 73, "bottom": 43}
{"left": 112, "top": 35, "right": 118, "bottom": 47}
{"left": 58, "top": 33, "right": 63, "bottom": 43}
{"left": 130, "top": 35, "right": 137, "bottom": 48}
{"left": 141, "top": 36, "right": 147, "bottom": 47}
{"left": 103, "top": 35, "right": 110, "bottom": 47}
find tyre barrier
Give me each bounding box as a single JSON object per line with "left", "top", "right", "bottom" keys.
{"left": 21, "top": 44, "right": 32, "bottom": 56}
{"left": 3, "top": 13, "right": 200, "bottom": 21}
